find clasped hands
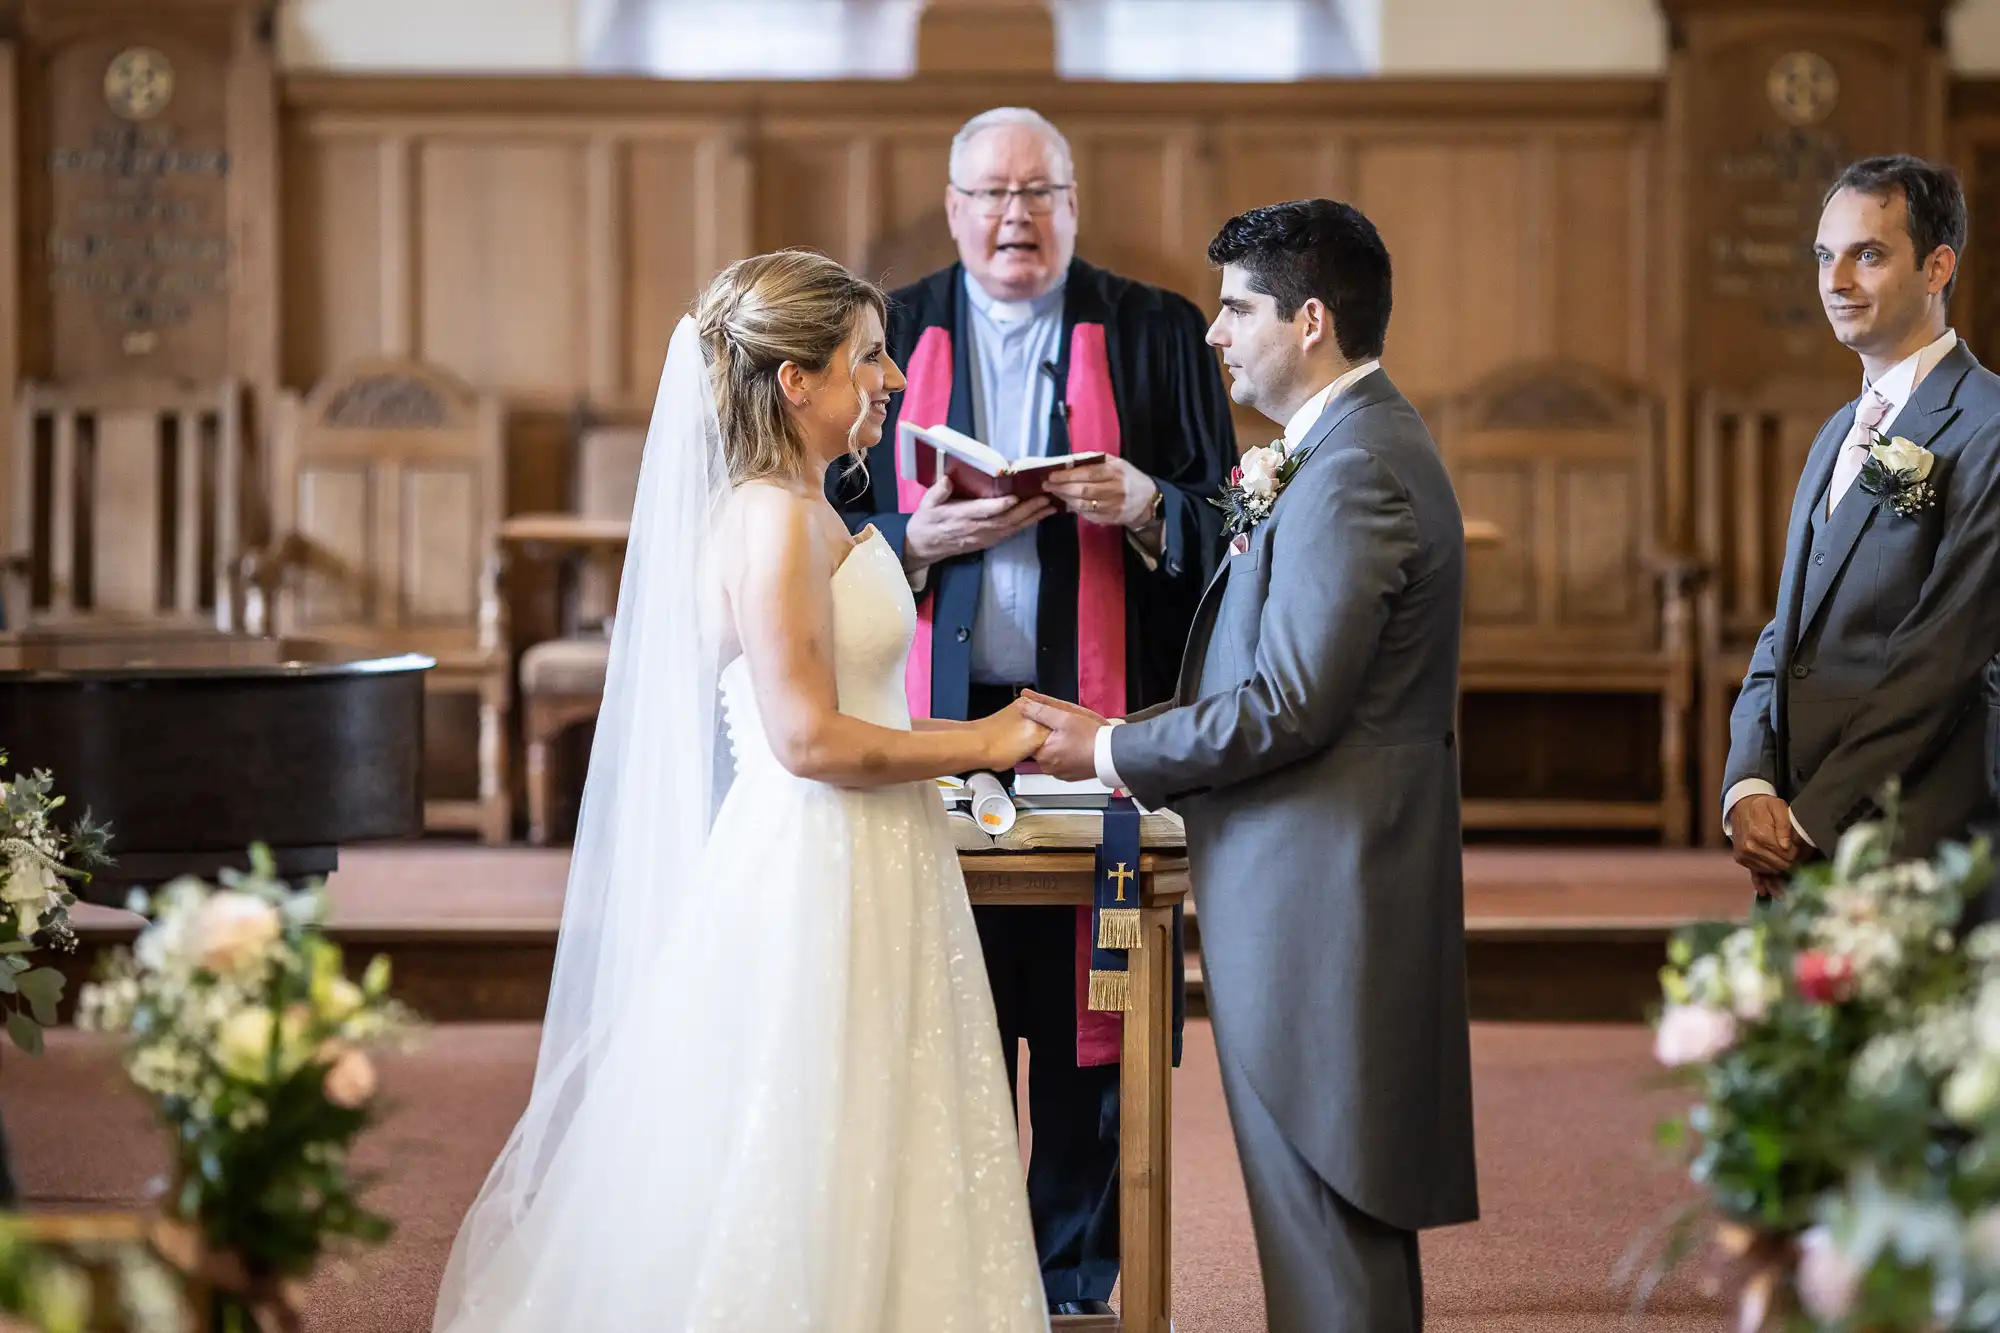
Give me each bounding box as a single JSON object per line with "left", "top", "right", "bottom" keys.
{"left": 903, "top": 459, "right": 1159, "bottom": 568}
{"left": 975, "top": 693, "right": 1111, "bottom": 781}
{"left": 1731, "top": 793, "right": 1803, "bottom": 900}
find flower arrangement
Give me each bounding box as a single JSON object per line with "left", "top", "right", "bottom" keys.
{"left": 76, "top": 846, "right": 418, "bottom": 1330}
{"left": 1636, "top": 800, "right": 2000, "bottom": 1330}
{"left": 0, "top": 754, "right": 111, "bottom": 1055}
{"left": 0, "top": 1217, "right": 191, "bottom": 1333}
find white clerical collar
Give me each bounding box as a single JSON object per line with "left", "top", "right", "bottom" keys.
{"left": 964, "top": 269, "right": 1066, "bottom": 326}
{"left": 1283, "top": 360, "right": 1382, "bottom": 450}
{"left": 1865, "top": 328, "right": 1957, "bottom": 416}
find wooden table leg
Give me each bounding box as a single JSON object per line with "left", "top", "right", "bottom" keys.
{"left": 1118, "top": 902, "right": 1175, "bottom": 1333}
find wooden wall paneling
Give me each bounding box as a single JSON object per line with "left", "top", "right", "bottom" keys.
{"left": 417, "top": 136, "right": 587, "bottom": 401}
{"left": 694, "top": 123, "right": 753, "bottom": 294}
{"left": 283, "top": 131, "right": 386, "bottom": 388}
{"left": 226, "top": 2, "right": 279, "bottom": 437}
{"left": 1076, "top": 129, "right": 1180, "bottom": 299}
{"left": 583, "top": 135, "right": 624, "bottom": 403}
{"left": 378, "top": 134, "right": 413, "bottom": 357}
{"left": 869, "top": 129, "right": 954, "bottom": 288}
{"left": 1353, "top": 141, "right": 1457, "bottom": 396}
{"left": 625, "top": 133, "right": 705, "bottom": 399}
{"left": 755, "top": 127, "right": 858, "bottom": 265}
{"left": 0, "top": 34, "right": 17, "bottom": 565}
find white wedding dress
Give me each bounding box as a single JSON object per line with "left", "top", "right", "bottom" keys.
{"left": 433, "top": 526, "right": 1049, "bottom": 1333}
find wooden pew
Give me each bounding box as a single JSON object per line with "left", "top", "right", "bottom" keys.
{"left": 250, "top": 359, "right": 512, "bottom": 844}
{"left": 1441, "top": 362, "right": 1698, "bottom": 844}
{"left": 4, "top": 381, "right": 244, "bottom": 630}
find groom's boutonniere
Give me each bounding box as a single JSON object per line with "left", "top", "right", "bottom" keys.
{"left": 1857, "top": 430, "right": 1939, "bottom": 517}
{"left": 1212, "top": 439, "right": 1310, "bottom": 547}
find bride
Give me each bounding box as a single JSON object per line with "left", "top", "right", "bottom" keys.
{"left": 432, "top": 251, "right": 1052, "bottom": 1332}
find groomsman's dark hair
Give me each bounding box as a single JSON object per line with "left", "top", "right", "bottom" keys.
{"left": 1207, "top": 200, "right": 1393, "bottom": 360}
{"left": 1825, "top": 155, "right": 1968, "bottom": 301}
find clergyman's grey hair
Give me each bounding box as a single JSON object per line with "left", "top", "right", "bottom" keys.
{"left": 947, "top": 107, "right": 1076, "bottom": 185}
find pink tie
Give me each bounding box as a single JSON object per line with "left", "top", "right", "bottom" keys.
{"left": 1827, "top": 388, "right": 1893, "bottom": 516}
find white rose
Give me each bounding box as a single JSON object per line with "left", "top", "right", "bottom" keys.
{"left": 323, "top": 1048, "right": 377, "bottom": 1109}
{"left": 1944, "top": 1057, "right": 2000, "bottom": 1125}
{"left": 1653, "top": 1003, "right": 1738, "bottom": 1067}
{"left": 1237, "top": 447, "right": 1283, "bottom": 498}
{"left": 195, "top": 892, "right": 281, "bottom": 977}
{"left": 1869, "top": 435, "right": 1934, "bottom": 481}
{"left": 1795, "top": 1225, "right": 1861, "bottom": 1322}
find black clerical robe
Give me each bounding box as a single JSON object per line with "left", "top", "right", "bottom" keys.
{"left": 836, "top": 257, "right": 1232, "bottom": 723}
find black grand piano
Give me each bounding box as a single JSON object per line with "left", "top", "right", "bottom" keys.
{"left": 0, "top": 627, "right": 430, "bottom": 902}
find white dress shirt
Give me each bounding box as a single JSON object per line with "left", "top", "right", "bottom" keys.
{"left": 1090, "top": 361, "right": 1383, "bottom": 791}
{"left": 1721, "top": 327, "right": 1958, "bottom": 845}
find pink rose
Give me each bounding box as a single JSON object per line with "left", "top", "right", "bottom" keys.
{"left": 1795, "top": 1225, "right": 1860, "bottom": 1322}
{"left": 196, "top": 892, "right": 281, "bottom": 976}
{"left": 322, "top": 1048, "right": 377, "bottom": 1109}
{"left": 1793, "top": 951, "right": 1856, "bottom": 1004}
{"left": 1654, "top": 1003, "right": 1738, "bottom": 1067}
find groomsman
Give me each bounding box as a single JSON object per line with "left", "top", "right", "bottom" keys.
{"left": 1725, "top": 154, "right": 2000, "bottom": 887}
{"left": 831, "top": 106, "right": 1234, "bottom": 1315}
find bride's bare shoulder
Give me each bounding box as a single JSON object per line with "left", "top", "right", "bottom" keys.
{"left": 721, "top": 480, "right": 840, "bottom": 575}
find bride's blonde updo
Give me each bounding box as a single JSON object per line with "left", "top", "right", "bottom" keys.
{"left": 695, "top": 250, "right": 888, "bottom": 485}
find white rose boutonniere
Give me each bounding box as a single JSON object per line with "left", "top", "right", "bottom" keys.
{"left": 1859, "top": 431, "right": 1939, "bottom": 517}
{"left": 1212, "top": 439, "right": 1311, "bottom": 542}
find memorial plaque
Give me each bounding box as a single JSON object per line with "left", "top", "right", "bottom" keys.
{"left": 1667, "top": 3, "right": 1944, "bottom": 390}
{"left": 39, "top": 34, "right": 232, "bottom": 379}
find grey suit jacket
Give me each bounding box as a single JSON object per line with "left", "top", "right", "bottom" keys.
{"left": 1726, "top": 340, "right": 2000, "bottom": 855}
{"left": 1110, "top": 371, "right": 1479, "bottom": 1233}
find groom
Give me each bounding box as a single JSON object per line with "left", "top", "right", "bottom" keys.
{"left": 1724, "top": 155, "right": 2000, "bottom": 888}
{"left": 1023, "top": 199, "right": 1478, "bottom": 1331}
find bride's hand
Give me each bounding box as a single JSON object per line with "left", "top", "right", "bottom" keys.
{"left": 976, "top": 700, "right": 1049, "bottom": 771}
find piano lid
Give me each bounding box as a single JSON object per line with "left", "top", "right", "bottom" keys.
{"left": 0, "top": 627, "right": 432, "bottom": 680}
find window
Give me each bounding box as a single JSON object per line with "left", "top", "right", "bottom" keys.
{"left": 584, "top": 0, "right": 1377, "bottom": 80}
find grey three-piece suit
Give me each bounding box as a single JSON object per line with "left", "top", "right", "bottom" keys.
{"left": 1111, "top": 371, "right": 1480, "bottom": 1332}
{"left": 1726, "top": 339, "right": 2000, "bottom": 861}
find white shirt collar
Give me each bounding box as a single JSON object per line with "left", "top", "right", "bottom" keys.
{"left": 964, "top": 269, "right": 1066, "bottom": 326}
{"left": 1865, "top": 328, "right": 1958, "bottom": 418}
{"left": 1282, "top": 360, "right": 1382, "bottom": 450}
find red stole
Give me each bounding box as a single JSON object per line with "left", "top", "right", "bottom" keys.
{"left": 896, "top": 320, "right": 1130, "bottom": 1066}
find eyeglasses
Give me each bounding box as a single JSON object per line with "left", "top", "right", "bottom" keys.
{"left": 951, "top": 183, "right": 1074, "bottom": 217}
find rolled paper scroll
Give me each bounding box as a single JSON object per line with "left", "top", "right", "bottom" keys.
{"left": 966, "top": 770, "right": 1017, "bottom": 835}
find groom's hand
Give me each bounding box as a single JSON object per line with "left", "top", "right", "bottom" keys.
{"left": 1729, "top": 794, "right": 1800, "bottom": 875}
{"left": 1018, "top": 691, "right": 1107, "bottom": 781}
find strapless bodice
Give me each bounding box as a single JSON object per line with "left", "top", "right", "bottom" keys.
{"left": 719, "top": 527, "right": 916, "bottom": 779}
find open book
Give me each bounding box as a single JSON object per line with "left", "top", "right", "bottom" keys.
{"left": 898, "top": 421, "right": 1105, "bottom": 500}
{"left": 945, "top": 805, "right": 1186, "bottom": 852}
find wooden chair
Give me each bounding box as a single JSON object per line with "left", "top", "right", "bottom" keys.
{"left": 1441, "top": 363, "right": 1699, "bottom": 845}
{"left": 249, "top": 360, "right": 511, "bottom": 844}
{"left": 1692, "top": 380, "right": 1846, "bottom": 845}
{"left": 3, "top": 380, "right": 245, "bottom": 630}
{"left": 510, "top": 411, "right": 643, "bottom": 845}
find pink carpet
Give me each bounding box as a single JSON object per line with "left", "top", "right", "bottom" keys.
{"left": 5, "top": 1018, "right": 1727, "bottom": 1332}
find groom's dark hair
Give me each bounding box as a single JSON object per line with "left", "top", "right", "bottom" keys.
{"left": 1825, "top": 155, "right": 1967, "bottom": 302}
{"left": 1207, "top": 200, "right": 1392, "bottom": 360}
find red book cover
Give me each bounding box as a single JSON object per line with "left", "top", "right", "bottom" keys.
{"left": 896, "top": 421, "right": 1104, "bottom": 500}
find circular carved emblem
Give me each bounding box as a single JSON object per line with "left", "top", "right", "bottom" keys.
{"left": 104, "top": 47, "right": 175, "bottom": 122}
{"left": 1767, "top": 51, "right": 1839, "bottom": 127}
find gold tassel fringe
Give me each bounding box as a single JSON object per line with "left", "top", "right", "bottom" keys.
{"left": 1096, "top": 907, "right": 1142, "bottom": 951}
{"left": 1088, "top": 969, "right": 1133, "bottom": 1013}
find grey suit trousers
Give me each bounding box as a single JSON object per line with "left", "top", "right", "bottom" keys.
{"left": 1218, "top": 1048, "right": 1423, "bottom": 1332}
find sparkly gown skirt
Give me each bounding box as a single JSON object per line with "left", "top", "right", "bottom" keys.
{"left": 432, "top": 766, "right": 1048, "bottom": 1333}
